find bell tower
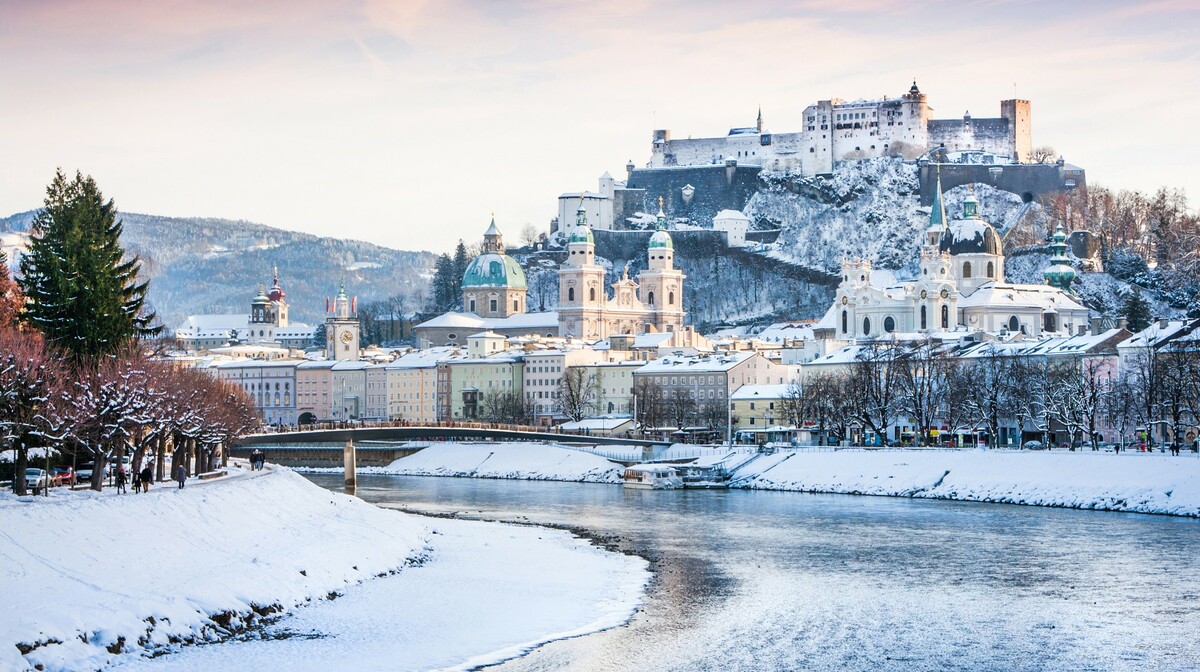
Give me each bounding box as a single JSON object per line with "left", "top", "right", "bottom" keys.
{"left": 325, "top": 283, "right": 360, "bottom": 361}
{"left": 637, "top": 198, "right": 686, "bottom": 334}
{"left": 557, "top": 205, "right": 607, "bottom": 338}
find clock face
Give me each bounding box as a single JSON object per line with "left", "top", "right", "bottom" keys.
{"left": 940, "top": 289, "right": 949, "bottom": 299}
{"left": 920, "top": 289, "right": 928, "bottom": 299}
{"left": 841, "top": 296, "right": 848, "bottom": 305}
{"left": 340, "top": 331, "right": 353, "bottom": 344}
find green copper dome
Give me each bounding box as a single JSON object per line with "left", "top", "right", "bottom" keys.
{"left": 649, "top": 229, "right": 673, "bottom": 249}
{"left": 1044, "top": 223, "right": 1075, "bottom": 292}
{"left": 462, "top": 253, "right": 527, "bottom": 289}
{"left": 568, "top": 225, "right": 594, "bottom": 244}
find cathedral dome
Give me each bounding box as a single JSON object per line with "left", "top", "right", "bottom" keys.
{"left": 252, "top": 284, "right": 270, "bottom": 305}
{"left": 938, "top": 193, "right": 1001, "bottom": 256}
{"left": 268, "top": 284, "right": 285, "bottom": 302}
{"left": 568, "top": 225, "right": 594, "bottom": 244}
{"left": 649, "top": 229, "right": 674, "bottom": 249}
{"left": 463, "top": 252, "right": 527, "bottom": 290}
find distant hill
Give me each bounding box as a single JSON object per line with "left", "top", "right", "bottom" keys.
{"left": 0, "top": 211, "right": 437, "bottom": 330}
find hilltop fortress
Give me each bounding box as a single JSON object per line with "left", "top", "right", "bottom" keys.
{"left": 553, "top": 82, "right": 1082, "bottom": 235}
{"left": 650, "top": 81, "right": 1031, "bottom": 175}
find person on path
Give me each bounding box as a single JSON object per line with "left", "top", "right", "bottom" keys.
{"left": 257, "top": 450, "right": 267, "bottom": 470}
{"left": 140, "top": 465, "right": 153, "bottom": 493}
{"left": 175, "top": 464, "right": 187, "bottom": 489}
{"left": 115, "top": 467, "right": 127, "bottom": 494}
{"left": 131, "top": 469, "right": 141, "bottom": 494}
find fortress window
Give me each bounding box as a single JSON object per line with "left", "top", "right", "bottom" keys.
{"left": 941, "top": 305, "right": 949, "bottom": 329}
{"left": 963, "top": 262, "right": 972, "bottom": 278}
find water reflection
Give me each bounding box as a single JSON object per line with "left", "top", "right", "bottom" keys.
{"left": 308, "top": 474, "right": 1200, "bottom": 671}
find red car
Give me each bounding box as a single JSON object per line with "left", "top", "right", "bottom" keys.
{"left": 53, "top": 466, "right": 76, "bottom": 486}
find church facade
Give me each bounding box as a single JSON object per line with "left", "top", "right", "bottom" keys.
{"left": 830, "top": 176, "right": 1088, "bottom": 340}
{"left": 175, "top": 268, "right": 313, "bottom": 351}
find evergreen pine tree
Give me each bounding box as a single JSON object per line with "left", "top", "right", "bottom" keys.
{"left": 431, "top": 253, "right": 457, "bottom": 311}
{"left": 452, "top": 240, "right": 470, "bottom": 309}
{"left": 18, "top": 170, "right": 159, "bottom": 360}
{"left": 1121, "top": 289, "right": 1152, "bottom": 333}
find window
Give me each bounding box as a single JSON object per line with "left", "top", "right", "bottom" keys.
{"left": 1008, "top": 316, "right": 1020, "bottom": 333}
{"left": 514, "top": 299, "right": 519, "bottom": 310}
{"left": 842, "top": 310, "right": 848, "bottom": 333}
{"left": 920, "top": 305, "right": 927, "bottom": 330}
{"left": 963, "top": 262, "right": 972, "bottom": 278}
{"left": 647, "top": 291, "right": 655, "bottom": 305}
{"left": 884, "top": 316, "right": 895, "bottom": 333}
{"left": 490, "top": 299, "right": 497, "bottom": 312}
{"left": 668, "top": 291, "right": 674, "bottom": 305}
{"left": 987, "top": 261, "right": 994, "bottom": 278}
{"left": 941, "top": 305, "right": 949, "bottom": 329}
{"left": 589, "top": 287, "right": 596, "bottom": 301}
{"left": 863, "top": 317, "right": 871, "bottom": 335}
{"left": 568, "top": 287, "right": 575, "bottom": 302}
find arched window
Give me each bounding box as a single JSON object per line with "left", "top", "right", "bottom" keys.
{"left": 841, "top": 310, "right": 848, "bottom": 333}
{"left": 941, "top": 304, "right": 949, "bottom": 329}
{"left": 647, "top": 291, "right": 655, "bottom": 305}
{"left": 568, "top": 287, "right": 575, "bottom": 302}
{"left": 963, "top": 262, "right": 972, "bottom": 278}
{"left": 986, "top": 261, "right": 994, "bottom": 278}
{"left": 920, "top": 305, "right": 927, "bottom": 330}
{"left": 589, "top": 287, "right": 596, "bottom": 301}
{"left": 668, "top": 291, "right": 674, "bottom": 305}
{"left": 884, "top": 316, "right": 896, "bottom": 333}
{"left": 1008, "top": 316, "right": 1020, "bottom": 333}
{"left": 863, "top": 317, "right": 871, "bottom": 335}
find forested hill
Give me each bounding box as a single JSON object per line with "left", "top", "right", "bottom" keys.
{"left": 0, "top": 211, "right": 436, "bottom": 329}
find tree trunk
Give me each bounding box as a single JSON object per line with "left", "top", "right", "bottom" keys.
{"left": 156, "top": 435, "right": 167, "bottom": 482}
{"left": 91, "top": 447, "right": 106, "bottom": 492}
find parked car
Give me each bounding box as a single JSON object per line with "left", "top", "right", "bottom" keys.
{"left": 1022, "top": 441, "right": 1045, "bottom": 450}
{"left": 53, "top": 466, "right": 76, "bottom": 486}
{"left": 75, "top": 462, "right": 108, "bottom": 483}
{"left": 24, "top": 468, "right": 52, "bottom": 493}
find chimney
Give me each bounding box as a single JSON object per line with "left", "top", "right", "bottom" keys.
{"left": 1078, "top": 325, "right": 1087, "bottom": 336}
{"left": 1089, "top": 317, "right": 1102, "bottom": 334}
{"left": 1118, "top": 317, "right": 1128, "bottom": 331}
{"left": 1159, "top": 317, "right": 1169, "bottom": 329}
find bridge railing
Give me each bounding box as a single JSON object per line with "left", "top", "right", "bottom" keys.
{"left": 248, "top": 419, "right": 649, "bottom": 442}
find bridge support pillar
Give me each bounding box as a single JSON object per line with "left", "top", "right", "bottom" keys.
{"left": 344, "top": 440, "right": 356, "bottom": 492}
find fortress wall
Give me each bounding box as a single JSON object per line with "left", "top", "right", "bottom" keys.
{"left": 623, "top": 165, "right": 762, "bottom": 227}
{"left": 918, "top": 162, "right": 1086, "bottom": 206}
{"left": 928, "top": 118, "right": 1014, "bottom": 158}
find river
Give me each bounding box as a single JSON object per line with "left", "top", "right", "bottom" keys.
{"left": 308, "top": 473, "right": 1200, "bottom": 671}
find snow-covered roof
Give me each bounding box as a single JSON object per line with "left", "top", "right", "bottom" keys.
{"left": 958, "top": 282, "right": 1087, "bottom": 312}
{"left": 416, "top": 312, "right": 487, "bottom": 329}
{"left": 633, "top": 332, "right": 674, "bottom": 349}
{"left": 560, "top": 416, "right": 634, "bottom": 431}
{"left": 731, "top": 384, "right": 793, "bottom": 401}
{"left": 386, "top": 347, "right": 458, "bottom": 369}
{"left": 176, "top": 314, "right": 247, "bottom": 333}
{"left": 1118, "top": 319, "right": 1199, "bottom": 350}
{"left": 713, "top": 209, "right": 751, "bottom": 221}
{"left": 637, "top": 351, "right": 755, "bottom": 373}
{"left": 332, "top": 361, "right": 369, "bottom": 371}
{"left": 469, "top": 331, "right": 505, "bottom": 339}
{"left": 558, "top": 191, "right": 609, "bottom": 200}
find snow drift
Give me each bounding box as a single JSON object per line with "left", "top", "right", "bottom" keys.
{"left": 1, "top": 466, "right": 429, "bottom": 671}
{"left": 737, "top": 449, "right": 1200, "bottom": 516}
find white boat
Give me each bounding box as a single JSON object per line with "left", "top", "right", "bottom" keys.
{"left": 622, "top": 465, "right": 683, "bottom": 489}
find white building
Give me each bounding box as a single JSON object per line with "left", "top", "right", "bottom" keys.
{"left": 213, "top": 359, "right": 300, "bottom": 425}
{"left": 386, "top": 347, "right": 454, "bottom": 422}
{"left": 176, "top": 269, "right": 313, "bottom": 351}
{"left": 712, "top": 209, "right": 751, "bottom": 247}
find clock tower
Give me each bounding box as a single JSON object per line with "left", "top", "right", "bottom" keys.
{"left": 325, "top": 283, "right": 360, "bottom": 361}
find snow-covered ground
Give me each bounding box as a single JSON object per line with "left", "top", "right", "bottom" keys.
{"left": 1, "top": 463, "right": 648, "bottom": 671}
{"left": 317, "top": 441, "right": 629, "bottom": 483}
{"left": 303, "top": 441, "right": 1200, "bottom": 517}
{"left": 737, "top": 449, "right": 1200, "bottom": 516}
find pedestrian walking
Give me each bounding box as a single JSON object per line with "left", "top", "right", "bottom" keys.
{"left": 175, "top": 464, "right": 187, "bottom": 489}
{"left": 257, "top": 450, "right": 267, "bottom": 470}
{"left": 115, "top": 467, "right": 127, "bottom": 494}
{"left": 132, "top": 469, "right": 141, "bottom": 494}
{"left": 140, "top": 465, "right": 153, "bottom": 493}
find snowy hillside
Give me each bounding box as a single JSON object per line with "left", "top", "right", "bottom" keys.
{"left": 0, "top": 211, "right": 436, "bottom": 328}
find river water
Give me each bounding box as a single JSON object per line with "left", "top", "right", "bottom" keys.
{"left": 308, "top": 473, "right": 1200, "bottom": 671}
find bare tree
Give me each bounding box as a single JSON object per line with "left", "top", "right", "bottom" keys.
{"left": 520, "top": 223, "right": 540, "bottom": 247}
{"left": 557, "top": 367, "right": 599, "bottom": 422}
{"left": 849, "top": 342, "right": 902, "bottom": 445}
{"left": 1030, "top": 145, "right": 1057, "bottom": 164}
{"left": 633, "top": 379, "right": 666, "bottom": 434}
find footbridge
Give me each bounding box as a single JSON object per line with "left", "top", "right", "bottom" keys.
{"left": 232, "top": 423, "right": 667, "bottom": 449}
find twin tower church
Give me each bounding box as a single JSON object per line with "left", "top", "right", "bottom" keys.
{"left": 421, "top": 204, "right": 699, "bottom": 347}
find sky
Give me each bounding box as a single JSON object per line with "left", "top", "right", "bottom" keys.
{"left": 1, "top": 0, "right": 1198, "bottom": 254}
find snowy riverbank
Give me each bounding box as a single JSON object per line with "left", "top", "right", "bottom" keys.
{"left": 306, "top": 441, "right": 1200, "bottom": 517}
{"left": 1, "top": 464, "right": 648, "bottom": 671}
{"left": 326, "top": 441, "right": 629, "bottom": 483}
{"left": 738, "top": 449, "right": 1200, "bottom": 517}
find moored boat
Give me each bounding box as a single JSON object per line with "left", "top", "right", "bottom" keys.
{"left": 621, "top": 465, "right": 683, "bottom": 489}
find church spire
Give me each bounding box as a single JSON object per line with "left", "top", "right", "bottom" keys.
{"left": 756, "top": 105, "right": 763, "bottom": 133}
{"left": 656, "top": 196, "right": 667, "bottom": 230}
